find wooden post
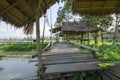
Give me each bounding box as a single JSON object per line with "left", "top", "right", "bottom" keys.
{"left": 42, "top": 15, "right": 46, "bottom": 44}
{"left": 113, "top": 14, "right": 119, "bottom": 45}
{"left": 81, "top": 33, "right": 83, "bottom": 44}
{"left": 91, "top": 50, "right": 96, "bottom": 59}
{"left": 35, "top": 1, "right": 42, "bottom": 75}
{"left": 101, "top": 31, "right": 103, "bottom": 44}
{"left": 88, "top": 31, "right": 90, "bottom": 46}
{"left": 50, "top": 8, "right": 53, "bottom": 47}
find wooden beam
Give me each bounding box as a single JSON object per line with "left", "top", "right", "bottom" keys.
{"left": 5, "top": 0, "right": 29, "bottom": 21}
{"left": 0, "top": 0, "right": 23, "bottom": 16}
{"left": 74, "top": 7, "right": 114, "bottom": 10}
{"left": 25, "top": 0, "right": 34, "bottom": 12}
{"left": 6, "top": 12, "right": 22, "bottom": 24}
{"left": 89, "top": 0, "right": 93, "bottom": 11}
{"left": 0, "top": 6, "right": 22, "bottom": 24}
{"left": 101, "top": 0, "right": 107, "bottom": 14}
{"left": 71, "top": 42, "right": 99, "bottom": 52}
{"left": 25, "top": 0, "right": 35, "bottom": 18}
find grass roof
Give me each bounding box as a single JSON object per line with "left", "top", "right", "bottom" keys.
{"left": 0, "top": 0, "right": 57, "bottom": 34}
{"left": 72, "top": 0, "right": 120, "bottom": 15}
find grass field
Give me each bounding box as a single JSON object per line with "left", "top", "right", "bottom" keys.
{"left": 0, "top": 42, "right": 48, "bottom": 56}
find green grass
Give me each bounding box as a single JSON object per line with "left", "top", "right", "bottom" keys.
{"left": 0, "top": 42, "right": 48, "bottom": 56}
{"left": 0, "top": 42, "right": 48, "bottom": 52}
{"left": 91, "top": 44, "right": 120, "bottom": 68}
{"left": 70, "top": 41, "right": 120, "bottom": 68}
{"left": 95, "top": 44, "right": 120, "bottom": 61}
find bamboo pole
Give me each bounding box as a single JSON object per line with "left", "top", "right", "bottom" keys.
{"left": 42, "top": 15, "right": 46, "bottom": 44}
{"left": 113, "top": 14, "right": 119, "bottom": 44}
{"left": 50, "top": 8, "right": 53, "bottom": 47}
{"left": 35, "top": 0, "right": 42, "bottom": 75}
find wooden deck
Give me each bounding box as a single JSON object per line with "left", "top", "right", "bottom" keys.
{"left": 42, "top": 42, "right": 103, "bottom": 74}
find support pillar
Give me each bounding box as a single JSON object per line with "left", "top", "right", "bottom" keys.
{"left": 35, "top": 1, "right": 42, "bottom": 75}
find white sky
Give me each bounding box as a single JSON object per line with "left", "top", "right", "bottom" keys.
{"left": 0, "top": 3, "right": 63, "bottom": 39}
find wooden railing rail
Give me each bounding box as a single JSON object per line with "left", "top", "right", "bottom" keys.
{"left": 71, "top": 42, "right": 100, "bottom": 58}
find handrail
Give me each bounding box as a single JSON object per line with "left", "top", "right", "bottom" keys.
{"left": 71, "top": 42, "right": 99, "bottom": 52}
{"left": 43, "top": 43, "right": 51, "bottom": 51}
{"left": 70, "top": 42, "right": 100, "bottom": 58}
{"left": 32, "top": 43, "right": 51, "bottom": 58}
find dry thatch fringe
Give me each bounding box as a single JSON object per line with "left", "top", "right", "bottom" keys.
{"left": 23, "top": 22, "right": 34, "bottom": 35}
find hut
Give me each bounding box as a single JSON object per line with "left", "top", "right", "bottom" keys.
{"left": 0, "top": 0, "right": 58, "bottom": 75}
{"left": 72, "top": 0, "right": 120, "bottom": 44}
{"left": 103, "top": 31, "right": 120, "bottom": 42}
{"left": 51, "top": 21, "right": 99, "bottom": 45}
{"left": 72, "top": 0, "right": 120, "bottom": 15}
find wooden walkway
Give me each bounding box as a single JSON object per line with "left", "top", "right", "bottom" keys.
{"left": 42, "top": 42, "right": 103, "bottom": 74}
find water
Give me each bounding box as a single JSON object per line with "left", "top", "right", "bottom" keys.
{"left": 0, "top": 58, "right": 39, "bottom": 80}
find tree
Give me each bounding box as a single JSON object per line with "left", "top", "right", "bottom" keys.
{"left": 56, "top": 0, "right": 73, "bottom": 23}
{"left": 82, "top": 15, "right": 113, "bottom": 44}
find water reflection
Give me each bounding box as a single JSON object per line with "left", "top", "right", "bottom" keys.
{"left": 0, "top": 58, "right": 39, "bottom": 80}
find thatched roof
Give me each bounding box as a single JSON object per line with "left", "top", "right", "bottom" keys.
{"left": 0, "top": 0, "right": 57, "bottom": 34}
{"left": 72, "top": 0, "right": 120, "bottom": 15}
{"left": 51, "top": 21, "right": 99, "bottom": 35}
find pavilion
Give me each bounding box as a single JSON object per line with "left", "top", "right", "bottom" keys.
{"left": 51, "top": 21, "right": 100, "bottom": 45}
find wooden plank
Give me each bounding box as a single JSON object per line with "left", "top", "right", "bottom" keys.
{"left": 104, "top": 71, "right": 120, "bottom": 80}
{"left": 101, "top": 72, "right": 111, "bottom": 80}
{"left": 42, "top": 55, "right": 92, "bottom": 61}
{"left": 32, "top": 51, "right": 89, "bottom": 58}
{"left": 30, "top": 55, "right": 92, "bottom": 62}
{"left": 43, "top": 59, "right": 110, "bottom": 65}
{"left": 45, "top": 48, "right": 81, "bottom": 55}
{"left": 44, "top": 62, "right": 101, "bottom": 74}
{"left": 42, "top": 43, "right": 85, "bottom": 57}
{"left": 42, "top": 53, "right": 91, "bottom": 59}
{"left": 109, "top": 61, "right": 120, "bottom": 78}
{"left": 43, "top": 51, "right": 89, "bottom": 57}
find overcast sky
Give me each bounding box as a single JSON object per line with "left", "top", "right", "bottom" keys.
{"left": 0, "top": 2, "right": 63, "bottom": 39}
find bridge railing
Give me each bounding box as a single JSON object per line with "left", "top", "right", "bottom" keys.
{"left": 70, "top": 42, "right": 100, "bottom": 58}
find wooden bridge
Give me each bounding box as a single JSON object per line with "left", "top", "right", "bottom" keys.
{"left": 31, "top": 42, "right": 120, "bottom": 80}
{"left": 41, "top": 43, "right": 105, "bottom": 75}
